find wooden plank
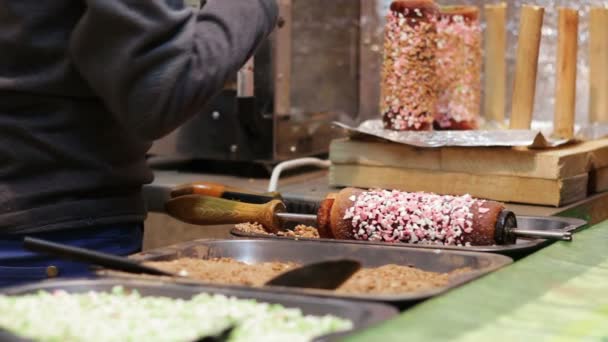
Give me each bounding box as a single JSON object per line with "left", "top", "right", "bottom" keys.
{"left": 589, "top": 166, "right": 608, "bottom": 193}
{"left": 330, "top": 138, "right": 608, "bottom": 180}
{"left": 330, "top": 139, "right": 442, "bottom": 170}
{"left": 589, "top": 142, "right": 608, "bottom": 169}
{"left": 330, "top": 164, "right": 588, "bottom": 207}
{"left": 148, "top": 169, "right": 608, "bottom": 218}
{"left": 440, "top": 146, "right": 584, "bottom": 180}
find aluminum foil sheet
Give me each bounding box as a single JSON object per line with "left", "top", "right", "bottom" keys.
{"left": 334, "top": 120, "right": 570, "bottom": 148}
{"left": 576, "top": 123, "right": 608, "bottom": 141}
{"left": 531, "top": 121, "right": 608, "bottom": 141}
{"left": 335, "top": 119, "right": 608, "bottom": 148}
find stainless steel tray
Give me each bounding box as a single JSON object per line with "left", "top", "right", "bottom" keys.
{"left": 0, "top": 278, "right": 397, "bottom": 342}
{"left": 125, "top": 239, "right": 512, "bottom": 305}
{"left": 231, "top": 216, "right": 587, "bottom": 258}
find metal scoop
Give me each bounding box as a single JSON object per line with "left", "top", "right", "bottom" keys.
{"left": 23, "top": 237, "right": 360, "bottom": 290}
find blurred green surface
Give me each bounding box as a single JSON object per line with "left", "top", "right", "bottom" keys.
{"left": 346, "top": 220, "right": 608, "bottom": 341}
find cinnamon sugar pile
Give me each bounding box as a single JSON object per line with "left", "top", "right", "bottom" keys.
{"left": 235, "top": 222, "right": 320, "bottom": 239}
{"left": 148, "top": 258, "right": 295, "bottom": 287}
{"left": 234, "top": 222, "right": 269, "bottom": 235}
{"left": 146, "top": 258, "right": 467, "bottom": 295}
{"left": 278, "top": 226, "right": 320, "bottom": 239}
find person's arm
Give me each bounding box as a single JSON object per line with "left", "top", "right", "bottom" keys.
{"left": 69, "top": 0, "right": 278, "bottom": 141}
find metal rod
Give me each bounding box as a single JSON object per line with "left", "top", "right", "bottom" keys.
{"left": 276, "top": 212, "right": 317, "bottom": 226}
{"left": 511, "top": 229, "right": 572, "bottom": 241}
{"left": 23, "top": 237, "right": 175, "bottom": 276}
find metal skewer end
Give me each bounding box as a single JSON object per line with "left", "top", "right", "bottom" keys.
{"left": 276, "top": 212, "right": 318, "bottom": 226}
{"left": 510, "top": 228, "right": 573, "bottom": 241}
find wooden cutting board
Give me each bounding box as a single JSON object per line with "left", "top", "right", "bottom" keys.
{"left": 329, "top": 138, "right": 608, "bottom": 206}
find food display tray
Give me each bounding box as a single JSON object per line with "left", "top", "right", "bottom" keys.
{"left": 122, "top": 239, "right": 512, "bottom": 306}
{"left": 0, "top": 278, "right": 398, "bottom": 342}
{"left": 231, "top": 216, "right": 587, "bottom": 259}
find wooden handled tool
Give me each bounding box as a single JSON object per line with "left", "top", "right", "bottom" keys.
{"left": 589, "top": 7, "right": 608, "bottom": 123}
{"left": 170, "top": 182, "right": 320, "bottom": 214}
{"left": 23, "top": 237, "right": 174, "bottom": 276}
{"left": 553, "top": 8, "right": 579, "bottom": 139}
{"left": 171, "top": 182, "right": 280, "bottom": 200}
{"left": 510, "top": 5, "right": 545, "bottom": 130}
{"left": 167, "top": 195, "right": 572, "bottom": 243}
{"left": 484, "top": 3, "right": 508, "bottom": 125}
{"left": 165, "top": 195, "right": 287, "bottom": 232}
{"left": 24, "top": 237, "right": 360, "bottom": 291}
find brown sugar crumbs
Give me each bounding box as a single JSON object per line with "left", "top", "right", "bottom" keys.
{"left": 234, "top": 222, "right": 269, "bottom": 235}
{"left": 146, "top": 258, "right": 469, "bottom": 295}
{"left": 277, "top": 226, "right": 320, "bottom": 239}
{"left": 235, "top": 222, "right": 320, "bottom": 239}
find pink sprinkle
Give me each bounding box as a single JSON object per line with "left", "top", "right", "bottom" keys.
{"left": 344, "top": 190, "right": 483, "bottom": 246}
{"left": 435, "top": 14, "right": 482, "bottom": 128}
{"left": 478, "top": 207, "right": 490, "bottom": 214}
{"left": 380, "top": 10, "right": 437, "bottom": 131}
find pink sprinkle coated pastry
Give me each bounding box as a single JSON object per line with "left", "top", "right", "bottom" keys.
{"left": 380, "top": 1, "right": 440, "bottom": 131}
{"left": 435, "top": 6, "right": 482, "bottom": 130}
{"left": 343, "top": 189, "right": 491, "bottom": 246}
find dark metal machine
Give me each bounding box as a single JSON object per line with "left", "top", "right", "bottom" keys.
{"left": 152, "top": 0, "right": 600, "bottom": 163}
{"left": 150, "top": 0, "right": 382, "bottom": 163}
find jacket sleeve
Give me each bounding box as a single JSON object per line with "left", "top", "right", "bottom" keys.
{"left": 69, "top": 0, "right": 278, "bottom": 141}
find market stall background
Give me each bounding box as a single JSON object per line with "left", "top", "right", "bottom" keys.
{"left": 370, "top": 0, "right": 608, "bottom": 125}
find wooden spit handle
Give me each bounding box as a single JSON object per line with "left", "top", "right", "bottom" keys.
{"left": 170, "top": 182, "right": 281, "bottom": 199}
{"left": 553, "top": 8, "right": 579, "bottom": 139}
{"left": 171, "top": 182, "right": 226, "bottom": 198}
{"left": 589, "top": 7, "right": 608, "bottom": 123}
{"left": 484, "top": 3, "right": 508, "bottom": 125}
{"left": 510, "top": 5, "right": 545, "bottom": 130}
{"left": 165, "top": 195, "right": 285, "bottom": 232}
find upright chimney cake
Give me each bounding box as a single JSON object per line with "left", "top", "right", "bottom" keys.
{"left": 435, "top": 6, "right": 482, "bottom": 130}
{"left": 380, "top": 0, "right": 440, "bottom": 131}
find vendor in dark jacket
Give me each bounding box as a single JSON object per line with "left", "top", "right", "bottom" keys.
{"left": 0, "top": 0, "right": 278, "bottom": 287}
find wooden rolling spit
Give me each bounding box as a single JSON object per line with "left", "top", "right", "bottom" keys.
{"left": 165, "top": 189, "right": 573, "bottom": 246}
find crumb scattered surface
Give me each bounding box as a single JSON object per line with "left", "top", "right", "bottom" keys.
{"left": 146, "top": 258, "right": 470, "bottom": 295}
{"left": 235, "top": 223, "right": 320, "bottom": 239}
{"left": 277, "top": 225, "right": 320, "bottom": 239}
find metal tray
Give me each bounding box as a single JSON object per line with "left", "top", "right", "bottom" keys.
{"left": 231, "top": 215, "right": 587, "bottom": 259}
{"left": 124, "top": 239, "right": 512, "bottom": 305}
{"left": 0, "top": 278, "right": 397, "bottom": 342}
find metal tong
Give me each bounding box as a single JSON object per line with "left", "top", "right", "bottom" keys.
{"left": 22, "top": 237, "right": 360, "bottom": 290}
